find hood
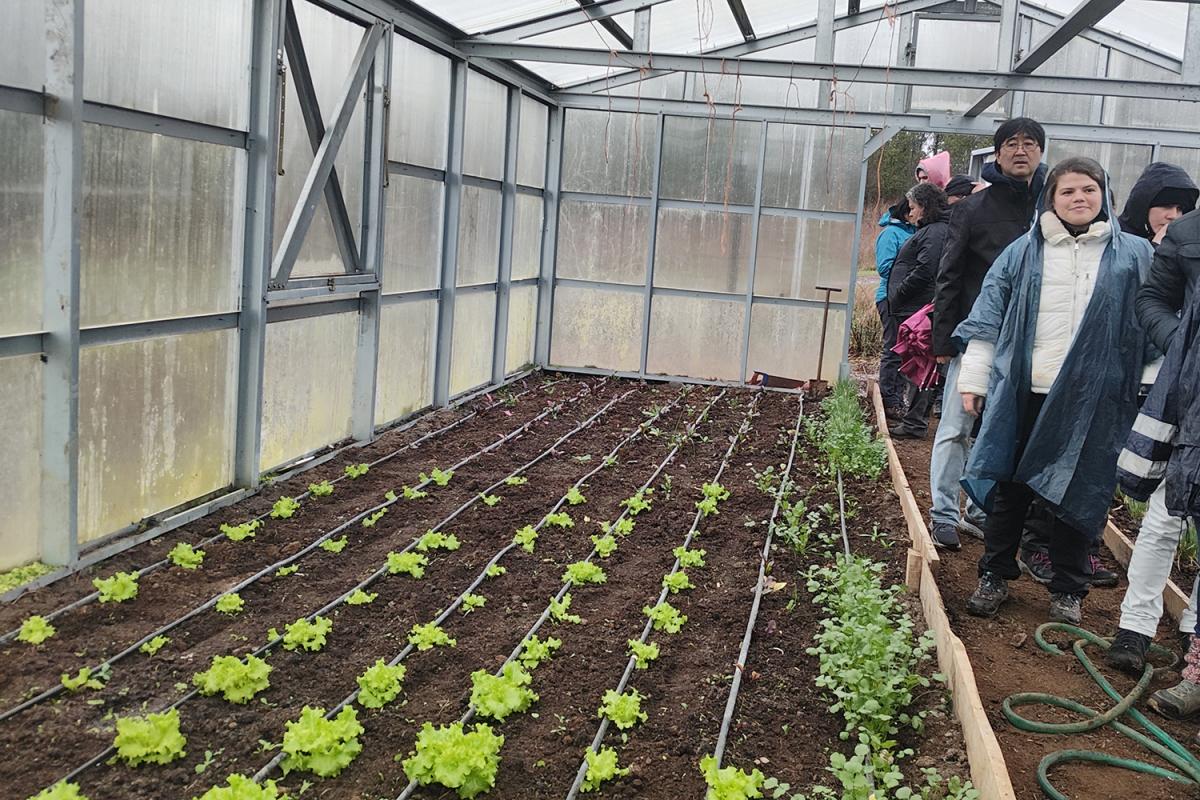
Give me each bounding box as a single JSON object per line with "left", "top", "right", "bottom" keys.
{"left": 981, "top": 160, "right": 1047, "bottom": 198}
{"left": 917, "top": 151, "right": 951, "bottom": 190}
{"left": 877, "top": 210, "right": 913, "bottom": 230}
{"left": 1117, "top": 162, "right": 1200, "bottom": 239}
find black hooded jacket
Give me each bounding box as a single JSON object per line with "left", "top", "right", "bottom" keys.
{"left": 1117, "top": 162, "right": 1199, "bottom": 240}
{"left": 887, "top": 209, "right": 952, "bottom": 321}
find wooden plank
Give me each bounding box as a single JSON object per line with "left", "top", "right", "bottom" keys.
{"left": 906, "top": 547, "right": 924, "bottom": 591}
{"left": 1103, "top": 518, "right": 1191, "bottom": 624}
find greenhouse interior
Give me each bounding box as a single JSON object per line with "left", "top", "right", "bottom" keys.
{"left": 3, "top": 0, "right": 1200, "bottom": 798}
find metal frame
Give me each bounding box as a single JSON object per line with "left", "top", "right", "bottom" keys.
{"left": 638, "top": 113, "right": 667, "bottom": 377}
{"left": 433, "top": 58, "right": 468, "bottom": 406}
{"left": 492, "top": 86, "right": 523, "bottom": 385}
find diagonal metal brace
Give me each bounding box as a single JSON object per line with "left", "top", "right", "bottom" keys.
{"left": 864, "top": 124, "right": 903, "bottom": 160}
{"left": 272, "top": 21, "right": 384, "bottom": 283}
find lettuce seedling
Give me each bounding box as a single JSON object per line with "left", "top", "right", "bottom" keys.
{"left": 673, "top": 546, "right": 707, "bottom": 568}
{"left": 356, "top": 660, "right": 406, "bottom": 709}
{"left": 419, "top": 467, "right": 454, "bottom": 487}
{"left": 320, "top": 536, "right": 349, "bottom": 554}
{"left": 470, "top": 662, "right": 538, "bottom": 721}
{"left": 563, "top": 561, "right": 606, "bottom": 585}
{"left": 513, "top": 525, "right": 538, "bottom": 553}
{"left": 345, "top": 589, "right": 377, "bottom": 605}
{"left": 402, "top": 485, "right": 428, "bottom": 500}
{"left": 61, "top": 666, "right": 107, "bottom": 692}
{"left": 662, "top": 571, "right": 695, "bottom": 594}
{"left": 400, "top": 721, "right": 503, "bottom": 799}
{"left": 564, "top": 487, "right": 587, "bottom": 506}
{"left": 485, "top": 564, "right": 507, "bottom": 578}
{"left": 281, "top": 705, "right": 363, "bottom": 778}
{"left": 215, "top": 593, "right": 245, "bottom": 615}
{"left": 221, "top": 520, "right": 262, "bottom": 542}
{"left": 17, "top": 614, "right": 56, "bottom": 645}
{"left": 344, "top": 463, "right": 370, "bottom": 479}
{"left": 362, "top": 508, "right": 388, "bottom": 528}
{"left": 416, "top": 531, "right": 461, "bottom": 552}
{"left": 461, "top": 594, "right": 486, "bottom": 614}
{"left": 644, "top": 601, "right": 687, "bottom": 633}
{"left": 385, "top": 490, "right": 397, "bottom": 502}
{"left": 195, "top": 774, "right": 286, "bottom": 800}
{"left": 387, "top": 551, "right": 428, "bottom": 578}
{"left": 628, "top": 639, "right": 660, "bottom": 669}
{"left": 114, "top": 708, "right": 187, "bottom": 766}
{"left": 480, "top": 494, "right": 501, "bottom": 507}
{"left": 94, "top": 572, "right": 139, "bottom": 603}
{"left": 598, "top": 688, "right": 647, "bottom": 730}
{"left": 308, "top": 480, "right": 334, "bottom": 497}
{"left": 602, "top": 518, "right": 635, "bottom": 537}
{"left": 582, "top": 746, "right": 630, "bottom": 793}
{"left": 277, "top": 616, "right": 332, "bottom": 652}
{"left": 701, "top": 482, "right": 730, "bottom": 501}
{"left": 519, "top": 635, "right": 562, "bottom": 670}
{"left": 139, "top": 635, "right": 170, "bottom": 655}
{"left": 29, "top": 781, "right": 89, "bottom": 800}
{"left": 696, "top": 497, "right": 720, "bottom": 517}
{"left": 544, "top": 512, "right": 574, "bottom": 529}
{"left": 504, "top": 476, "right": 528, "bottom": 486}
{"left": 549, "top": 593, "right": 582, "bottom": 624}
{"left": 193, "top": 654, "right": 272, "bottom": 704}
{"left": 270, "top": 497, "right": 300, "bottom": 519}
{"left": 168, "top": 542, "right": 205, "bottom": 570}
{"left": 275, "top": 564, "right": 299, "bottom": 577}
{"left": 621, "top": 489, "right": 653, "bottom": 516}
{"left": 699, "top": 754, "right": 765, "bottom": 800}
{"left": 590, "top": 533, "right": 618, "bottom": 558}
{"left": 409, "top": 622, "right": 455, "bottom": 651}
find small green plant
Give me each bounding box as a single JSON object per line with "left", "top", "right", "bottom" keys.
{"left": 417, "top": 531, "right": 461, "bottom": 552}
{"left": 400, "top": 721, "right": 503, "bottom": 799}
{"left": 582, "top": 746, "right": 629, "bottom": 793}
{"left": 504, "top": 476, "right": 528, "bottom": 486}
{"left": 662, "top": 571, "right": 695, "bottom": 594}
{"left": 94, "top": 572, "right": 139, "bottom": 603}
{"left": 308, "top": 480, "right": 334, "bottom": 497}
{"left": 194, "top": 774, "right": 286, "bottom": 800}
{"left": 603, "top": 518, "right": 635, "bottom": 537}
{"left": 139, "top": 635, "right": 170, "bottom": 655}
{"left": 697, "top": 482, "right": 731, "bottom": 517}
{"left": 409, "top": 622, "right": 456, "bottom": 651}
{"left": 275, "top": 564, "right": 299, "bottom": 577}
{"left": 29, "top": 782, "right": 90, "bottom": 800}
{"left": 345, "top": 588, "right": 377, "bottom": 605}
{"left": 480, "top": 493, "right": 501, "bottom": 507}
{"left": 544, "top": 512, "right": 574, "bottom": 529}
{"left": 281, "top": 705, "right": 363, "bottom": 777}
{"left": 387, "top": 551, "right": 428, "bottom": 578}
{"left": 402, "top": 485, "right": 428, "bottom": 500}
{"left": 806, "top": 381, "right": 886, "bottom": 480}
{"left": 461, "top": 593, "right": 487, "bottom": 614}
{"left": 385, "top": 489, "right": 398, "bottom": 502}
{"left": 564, "top": 487, "right": 587, "bottom": 505}
{"left": 644, "top": 601, "right": 687, "bottom": 633}
{"left": 485, "top": 564, "right": 507, "bottom": 578}
{"left": 513, "top": 525, "right": 538, "bottom": 553}
{"left": 628, "top": 639, "right": 660, "bottom": 669}
{"left": 61, "top": 666, "right": 107, "bottom": 692}
{"left": 598, "top": 688, "right": 647, "bottom": 730}
{"left": 470, "top": 662, "right": 538, "bottom": 721}
{"left": 590, "top": 533, "right": 618, "bottom": 558}
{"left": 215, "top": 593, "right": 245, "bottom": 615}
{"left": 113, "top": 708, "right": 187, "bottom": 766}
{"left": 193, "top": 654, "right": 272, "bottom": 704}
{"left": 168, "top": 542, "right": 205, "bottom": 570}
{"left": 270, "top": 496, "right": 301, "bottom": 519}
{"left": 622, "top": 489, "right": 653, "bottom": 516}
{"left": 17, "top": 614, "right": 56, "bottom": 645}
{"left": 549, "top": 593, "right": 582, "bottom": 624}
{"left": 674, "top": 545, "right": 707, "bottom": 568}
{"left": 520, "top": 635, "right": 562, "bottom": 670}
{"left": 356, "top": 660, "right": 406, "bottom": 709}
{"left": 274, "top": 616, "right": 333, "bottom": 652}
{"left": 563, "top": 561, "right": 606, "bottom": 585}
{"left": 320, "top": 536, "right": 349, "bottom": 554}
{"left": 420, "top": 467, "right": 454, "bottom": 486}
{"left": 221, "top": 519, "right": 262, "bottom": 541}
{"left": 344, "top": 463, "right": 370, "bottom": 479}
{"left": 362, "top": 508, "right": 388, "bottom": 528}
{"left": 699, "top": 754, "right": 765, "bottom": 800}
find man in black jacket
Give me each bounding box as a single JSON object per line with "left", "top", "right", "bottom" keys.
{"left": 926, "top": 118, "right": 1047, "bottom": 551}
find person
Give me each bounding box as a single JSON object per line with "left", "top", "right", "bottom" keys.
{"left": 928, "top": 118, "right": 1047, "bottom": 551}
{"left": 944, "top": 174, "right": 977, "bottom": 205}
{"left": 1105, "top": 162, "right": 1200, "bottom": 685}
{"left": 876, "top": 197, "right": 917, "bottom": 419}
{"left": 957, "top": 156, "right": 1154, "bottom": 624}
{"left": 886, "top": 183, "right": 953, "bottom": 442}
{"left": 916, "top": 151, "right": 951, "bottom": 190}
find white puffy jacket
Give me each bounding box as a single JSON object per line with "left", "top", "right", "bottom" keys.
{"left": 957, "top": 212, "right": 1110, "bottom": 396}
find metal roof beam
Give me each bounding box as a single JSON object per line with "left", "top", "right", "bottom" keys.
{"left": 727, "top": 0, "right": 757, "bottom": 41}
{"left": 1012, "top": 0, "right": 1180, "bottom": 72}
{"left": 1184, "top": 2, "right": 1200, "bottom": 83}
{"left": 576, "top": 0, "right": 635, "bottom": 48}
{"left": 478, "top": 0, "right": 668, "bottom": 42}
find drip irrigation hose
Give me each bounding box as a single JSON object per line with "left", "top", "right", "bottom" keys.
{"left": 1003, "top": 622, "right": 1200, "bottom": 799}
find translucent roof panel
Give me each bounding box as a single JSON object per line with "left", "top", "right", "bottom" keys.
{"left": 518, "top": 16, "right": 633, "bottom": 86}
{"left": 742, "top": 0, "right": 887, "bottom": 39}
{"left": 1028, "top": 0, "right": 1184, "bottom": 58}
{"left": 646, "top": 0, "right": 745, "bottom": 52}
{"left": 413, "top": 0, "right": 579, "bottom": 34}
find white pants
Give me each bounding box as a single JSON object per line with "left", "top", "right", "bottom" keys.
{"left": 1118, "top": 481, "right": 1200, "bottom": 637}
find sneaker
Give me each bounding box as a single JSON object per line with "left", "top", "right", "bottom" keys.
{"left": 884, "top": 405, "right": 906, "bottom": 422}
{"left": 1105, "top": 628, "right": 1151, "bottom": 675}
{"left": 1087, "top": 555, "right": 1119, "bottom": 588}
{"left": 888, "top": 424, "right": 927, "bottom": 440}
{"left": 931, "top": 522, "right": 961, "bottom": 551}
{"left": 1048, "top": 593, "right": 1083, "bottom": 625}
{"left": 1149, "top": 679, "right": 1200, "bottom": 720}
{"left": 966, "top": 572, "right": 1009, "bottom": 617}
{"left": 1018, "top": 550, "right": 1054, "bottom": 585}
{"left": 957, "top": 514, "right": 986, "bottom": 541}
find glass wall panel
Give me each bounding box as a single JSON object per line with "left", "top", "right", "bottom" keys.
{"left": 463, "top": 71, "right": 507, "bottom": 180}
{"left": 910, "top": 20, "right": 1005, "bottom": 114}
{"left": 833, "top": 21, "right": 904, "bottom": 114}
{"left": 1159, "top": 148, "right": 1200, "bottom": 183}
{"left": 747, "top": 303, "right": 846, "bottom": 383}
{"left": 1044, "top": 140, "right": 1152, "bottom": 208}
{"left": 0, "top": 109, "right": 43, "bottom": 337}
{"left": 687, "top": 40, "right": 819, "bottom": 107}
{"left": 556, "top": 199, "right": 649, "bottom": 284}
{"left": 653, "top": 207, "right": 752, "bottom": 294}
{"left": 519, "top": 15, "right": 628, "bottom": 86}
{"left": 755, "top": 215, "right": 855, "bottom": 301}
{"left": 0, "top": 0, "right": 43, "bottom": 91}
{"left": 551, "top": 285, "right": 643, "bottom": 372}
{"left": 517, "top": 97, "right": 548, "bottom": 188}
{"left": 261, "top": 313, "right": 357, "bottom": 470}
{"left": 81, "top": 125, "right": 240, "bottom": 327}
{"left": 457, "top": 185, "right": 502, "bottom": 286}
{"left": 0, "top": 356, "right": 42, "bottom": 570}
{"left": 562, "top": 110, "right": 656, "bottom": 196}
{"left": 85, "top": 0, "right": 252, "bottom": 130}
{"left": 376, "top": 300, "right": 436, "bottom": 425}
{"left": 506, "top": 284, "right": 538, "bottom": 374}
{"left": 78, "top": 330, "right": 236, "bottom": 543}
{"left": 451, "top": 291, "right": 496, "bottom": 395}
{"left": 607, "top": 73, "right": 687, "bottom": 101}
{"left": 762, "top": 123, "right": 861, "bottom": 212}
{"left": 1103, "top": 51, "right": 1200, "bottom": 132}
{"left": 513, "top": 194, "right": 544, "bottom": 281}
{"left": 383, "top": 175, "right": 443, "bottom": 293}
{"left": 647, "top": 294, "right": 745, "bottom": 381}
{"left": 1020, "top": 21, "right": 1101, "bottom": 125}
{"left": 659, "top": 116, "right": 760, "bottom": 206}
{"left": 389, "top": 35, "right": 451, "bottom": 170}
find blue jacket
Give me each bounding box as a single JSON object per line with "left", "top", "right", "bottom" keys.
{"left": 875, "top": 211, "right": 915, "bottom": 303}
{"left": 954, "top": 188, "right": 1154, "bottom": 538}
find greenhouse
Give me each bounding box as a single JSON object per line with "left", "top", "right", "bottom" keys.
{"left": 3, "top": 0, "right": 1200, "bottom": 798}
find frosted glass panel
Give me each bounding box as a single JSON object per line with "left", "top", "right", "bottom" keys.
{"left": 85, "top": 0, "right": 251, "bottom": 129}
{"left": 0, "top": 109, "right": 43, "bottom": 336}
{"left": 562, "top": 110, "right": 656, "bottom": 196}
{"left": 513, "top": 194, "right": 544, "bottom": 281}
{"left": 383, "top": 175, "right": 443, "bottom": 293}
{"left": 1103, "top": 51, "right": 1200, "bottom": 132}
{"left": 81, "top": 125, "right": 240, "bottom": 327}
{"left": 376, "top": 300, "right": 436, "bottom": 425}
{"left": 556, "top": 200, "right": 649, "bottom": 284}
{"left": 647, "top": 0, "right": 743, "bottom": 52}
{"left": 261, "top": 314, "right": 357, "bottom": 470}
{"left": 390, "top": 35, "right": 451, "bottom": 170}
{"left": 686, "top": 40, "right": 820, "bottom": 107}
{"left": 506, "top": 285, "right": 538, "bottom": 374}
{"left": 1044, "top": 141, "right": 1152, "bottom": 209}
{"left": 647, "top": 294, "right": 744, "bottom": 381}
{"left": 763, "top": 123, "right": 861, "bottom": 213}
{"left": 911, "top": 21, "right": 1005, "bottom": 114}
{"left": 1020, "top": 21, "right": 1101, "bottom": 125}
{"left": 755, "top": 215, "right": 855, "bottom": 301}
{"left": 79, "top": 330, "right": 236, "bottom": 543}
{"left": 660, "top": 117, "right": 760, "bottom": 206}
{"left": 551, "top": 285, "right": 642, "bottom": 372}
{"left": 1159, "top": 149, "right": 1200, "bottom": 184}
{"left": 833, "top": 21, "right": 903, "bottom": 113}
{"left": 457, "top": 185, "right": 502, "bottom": 286}
{"left": 0, "top": 0, "right": 42, "bottom": 90}
{"left": 463, "top": 71, "right": 507, "bottom": 180}
{"left": 0, "top": 356, "right": 42, "bottom": 570}
{"left": 747, "top": 303, "right": 845, "bottom": 383}
{"left": 451, "top": 291, "right": 496, "bottom": 395}
{"left": 654, "top": 208, "right": 752, "bottom": 294}
{"left": 517, "top": 97, "right": 548, "bottom": 188}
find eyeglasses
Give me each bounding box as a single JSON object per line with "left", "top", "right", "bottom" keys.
{"left": 1000, "top": 139, "right": 1041, "bottom": 153}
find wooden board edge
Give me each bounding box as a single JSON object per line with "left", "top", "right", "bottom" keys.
{"left": 1103, "top": 519, "right": 1190, "bottom": 624}
{"left": 870, "top": 381, "right": 940, "bottom": 568}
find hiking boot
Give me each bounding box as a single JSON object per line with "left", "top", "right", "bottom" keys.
{"left": 957, "top": 514, "right": 986, "bottom": 541}
{"left": 1018, "top": 549, "right": 1054, "bottom": 585}
{"left": 966, "top": 572, "right": 1009, "bottom": 617}
{"left": 1088, "top": 555, "right": 1119, "bottom": 588}
{"left": 884, "top": 405, "right": 906, "bottom": 422}
{"left": 1105, "top": 628, "right": 1151, "bottom": 675}
{"left": 1149, "top": 679, "right": 1200, "bottom": 720}
{"left": 889, "top": 424, "right": 927, "bottom": 440}
{"left": 1048, "top": 593, "right": 1083, "bottom": 625}
{"left": 931, "top": 522, "right": 961, "bottom": 551}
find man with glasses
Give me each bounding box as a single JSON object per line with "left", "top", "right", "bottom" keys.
{"left": 927, "top": 118, "right": 1048, "bottom": 551}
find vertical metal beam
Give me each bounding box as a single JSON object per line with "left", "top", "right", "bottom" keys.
{"left": 633, "top": 7, "right": 652, "bottom": 51}
{"left": 638, "top": 112, "right": 666, "bottom": 377}
{"left": 893, "top": 13, "right": 915, "bottom": 114}
{"left": 840, "top": 127, "right": 872, "bottom": 381}
{"left": 1092, "top": 45, "right": 1110, "bottom": 125}
{"left": 996, "top": 0, "right": 1019, "bottom": 71}
{"left": 41, "top": 0, "right": 83, "bottom": 565}
{"left": 738, "top": 121, "right": 769, "bottom": 385}
{"left": 1009, "top": 15, "right": 1033, "bottom": 117}
{"left": 535, "top": 105, "right": 564, "bottom": 367}
{"left": 1183, "top": 3, "right": 1200, "bottom": 84}
{"left": 351, "top": 26, "right": 388, "bottom": 441}
{"left": 434, "top": 60, "right": 468, "bottom": 406}
{"left": 815, "top": 0, "right": 835, "bottom": 110}
{"left": 236, "top": 0, "right": 285, "bottom": 486}
{"left": 492, "top": 87, "right": 522, "bottom": 385}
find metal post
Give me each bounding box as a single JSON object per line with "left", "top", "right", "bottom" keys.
{"left": 633, "top": 7, "right": 652, "bottom": 50}
{"left": 434, "top": 60, "right": 468, "bottom": 406}
{"left": 996, "top": 0, "right": 1020, "bottom": 71}
{"left": 535, "top": 105, "right": 564, "bottom": 367}
{"left": 894, "top": 13, "right": 915, "bottom": 115}
{"left": 815, "top": 0, "right": 835, "bottom": 110}
{"left": 1183, "top": 3, "right": 1200, "bottom": 84}
{"left": 492, "top": 87, "right": 522, "bottom": 385}
{"left": 235, "top": 0, "right": 285, "bottom": 487}
{"left": 840, "top": 128, "right": 871, "bottom": 382}
{"left": 738, "top": 120, "right": 769, "bottom": 385}
{"left": 1092, "top": 46, "right": 1110, "bottom": 125}
{"left": 638, "top": 112, "right": 666, "bottom": 377}
{"left": 1010, "top": 16, "right": 1033, "bottom": 117}
{"left": 40, "top": 0, "right": 83, "bottom": 565}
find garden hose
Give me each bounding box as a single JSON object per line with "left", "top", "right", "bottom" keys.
{"left": 1001, "top": 622, "right": 1200, "bottom": 799}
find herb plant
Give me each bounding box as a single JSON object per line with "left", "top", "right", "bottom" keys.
{"left": 168, "top": 542, "right": 205, "bottom": 570}
{"left": 470, "top": 662, "right": 538, "bottom": 721}
{"left": 598, "top": 688, "right": 647, "bottom": 730}
{"left": 400, "top": 721, "right": 503, "bottom": 799}
{"left": 193, "top": 654, "right": 272, "bottom": 703}
{"left": 114, "top": 708, "right": 187, "bottom": 766}
{"left": 18, "top": 615, "right": 56, "bottom": 645}
{"left": 270, "top": 497, "right": 301, "bottom": 519}
{"left": 280, "top": 706, "right": 364, "bottom": 777}
{"left": 356, "top": 660, "right": 406, "bottom": 709}
{"left": 387, "top": 551, "right": 428, "bottom": 578}
{"left": 94, "top": 572, "right": 139, "bottom": 603}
